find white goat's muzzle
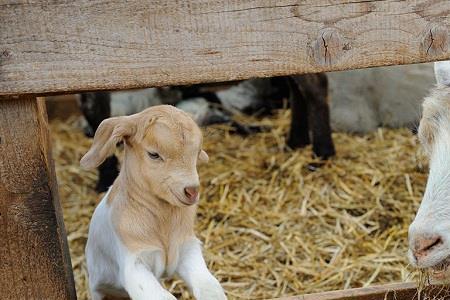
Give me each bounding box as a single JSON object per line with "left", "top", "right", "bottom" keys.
{"left": 408, "top": 216, "right": 450, "bottom": 282}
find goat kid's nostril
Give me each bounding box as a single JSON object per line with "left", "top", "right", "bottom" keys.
{"left": 184, "top": 186, "right": 199, "bottom": 201}
{"left": 414, "top": 235, "right": 443, "bottom": 258}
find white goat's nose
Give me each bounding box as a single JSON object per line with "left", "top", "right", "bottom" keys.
{"left": 410, "top": 231, "right": 443, "bottom": 261}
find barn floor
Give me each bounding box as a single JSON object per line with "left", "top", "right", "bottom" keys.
{"left": 50, "top": 110, "right": 427, "bottom": 300}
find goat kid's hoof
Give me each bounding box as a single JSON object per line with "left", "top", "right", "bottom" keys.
{"left": 193, "top": 279, "right": 227, "bottom": 300}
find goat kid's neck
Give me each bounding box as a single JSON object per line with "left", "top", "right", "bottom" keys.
{"left": 108, "top": 168, "right": 196, "bottom": 255}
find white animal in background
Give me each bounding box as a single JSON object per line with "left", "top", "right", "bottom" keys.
{"left": 81, "top": 105, "right": 227, "bottom": 300}
{"left": 329, "top": 63, "right": 435, "bottom": 133}
{"left": 408, "top": 61, "right": 450, "bottom": 280}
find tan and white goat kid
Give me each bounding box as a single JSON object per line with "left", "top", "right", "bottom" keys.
{"left": 81, "top": 105, "right": 226, "bottom": 300}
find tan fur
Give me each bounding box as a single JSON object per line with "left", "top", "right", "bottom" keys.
{"left": 81, "top": 105, "right": 207, "bottom": 268}
{"left": 106, "top": 180, "right": 120, "bottom": 205}
{"left": 112, "top": 184, "right": 196, "bottom": 267}
{"left": 419, "top": 85, "right": 450, "bottom": 155}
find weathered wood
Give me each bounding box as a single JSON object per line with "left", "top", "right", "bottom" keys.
{"left": 1, "top": 0, "right": 450, "bottom": 96}
{"left": 276, "top": 282, "right": 450, "bottom": 300}
{"left": 0, "top": 96, "right": 76, "bottom": 299}
{"left": 45, "top": 95, "right": 81, "bottom": 120}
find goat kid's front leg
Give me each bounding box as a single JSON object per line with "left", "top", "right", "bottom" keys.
{"left": 177, "top": 239, "right": 227, "bottom": 300}
{"left": 123, "top": 255, "right": 176, "bottom": 300}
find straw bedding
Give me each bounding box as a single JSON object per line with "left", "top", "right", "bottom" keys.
{"left": 50, "top": 109, "right": 428, "bottom": 299}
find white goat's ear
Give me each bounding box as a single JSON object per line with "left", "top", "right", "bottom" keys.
{"left": 198, "top": 149, "right": 209, "bottom": 164}
{"left": 80, "top": 116, "right": 135, "bottom": 170}
{"left": 434, "top": 61, "right": 450, "bottom": 86}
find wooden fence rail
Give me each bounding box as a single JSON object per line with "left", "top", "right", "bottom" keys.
{"left": 277, "top": 282, "right": 450, "bottom": 300}
{"left": 1, "top": 0, "right": 450, "bottom": 96}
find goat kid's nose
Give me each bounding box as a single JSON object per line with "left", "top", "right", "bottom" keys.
{"left": 411, "top": 234, "right": 443, "bottom": 260}
{"left": 184, "top": 186, "right": 199, "bottom": 203}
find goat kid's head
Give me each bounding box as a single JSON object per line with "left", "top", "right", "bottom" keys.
{"left": 80, "top": 105, "right": 209, "bottom": 207}
{"left": 408, "top": 61, "right": 450, "bottom": 280}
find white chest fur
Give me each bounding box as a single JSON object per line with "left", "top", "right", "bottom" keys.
{"left": 86, "top": 191, "right": 227, "bottom": 300}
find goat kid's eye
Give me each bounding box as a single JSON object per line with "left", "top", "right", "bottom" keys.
{"left": 147, "top": 151, "right": 162, "bottom": 161}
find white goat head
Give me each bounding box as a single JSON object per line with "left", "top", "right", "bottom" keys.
{"left": 409, "top": 61, "right": 450, "bottom": 280}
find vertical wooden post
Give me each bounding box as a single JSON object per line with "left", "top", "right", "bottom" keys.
{"left": 0, "top": 96, "right": 76, "bottom": 299}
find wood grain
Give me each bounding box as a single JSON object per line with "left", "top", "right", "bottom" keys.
{"left": 276, "top": 282, "right": 450, "bottom": 300}
{"left": 0, "top": 97, "right": 76, "bottom": 299}
{"left": 1, "top": 0, "right": 450, "bottom": 96}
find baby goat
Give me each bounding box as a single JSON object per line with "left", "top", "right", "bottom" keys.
{"left": 81, "top": 105, "right": 226, "bottom": 300}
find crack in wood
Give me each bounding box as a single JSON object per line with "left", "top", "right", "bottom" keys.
{"left": 313, "top": 28, "right": 344, "bottom": 67}
{"left": 195, "top": 3, "right": 299, "bottom": 15}
{"left": 322, "top": 33, "right": 329, "bottom": 65}
{"left": 421, "top": 24, "right": 448, "bottom": 57}
{"left": 313, "top": 0, "right": 384, "bottom": 7}
{"left": 427, "top": 29, "right": 434, "bottom": 55}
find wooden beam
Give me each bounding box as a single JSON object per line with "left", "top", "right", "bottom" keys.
{"left": 0, "top": 97, "right": 76, "bottom": 299}
{"left": 276, "top": 282, "right": 450, "bottom": 300}
{"left": 1, "top": 0, "right": 450, "bottom": 96}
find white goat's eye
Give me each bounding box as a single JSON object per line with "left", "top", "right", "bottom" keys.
{"left": 147, "top": 151, "right": 161, "bottom": 160}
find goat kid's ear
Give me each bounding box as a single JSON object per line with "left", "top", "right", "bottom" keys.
{"left": 80, "top": 116, "right": 135, "bottom": 170}
{"left": 434, "top": 61, "right": 450, "bottom": 86}
{"left": 198, "top": 149, "right": 209, "bottom": 164}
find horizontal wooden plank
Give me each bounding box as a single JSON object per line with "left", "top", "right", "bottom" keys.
{"left": 1, "top": 0, "right": 450, "bottom": 96}
{"left": 276, "top": 282, "right": 450, "bottom": 300}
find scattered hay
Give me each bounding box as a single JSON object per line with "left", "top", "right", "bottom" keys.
{"left": 50, "top": 109, "right": 429, "bottom": 299}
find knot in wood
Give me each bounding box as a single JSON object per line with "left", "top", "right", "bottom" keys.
{"left": 312, "top": 28, "right": 345, "bottom": 67}
{"left": 1, "top": 49, "right": 10, "bottom": 58}
{"left": 420, "top": 24, "right": 448, "bottom": 57}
